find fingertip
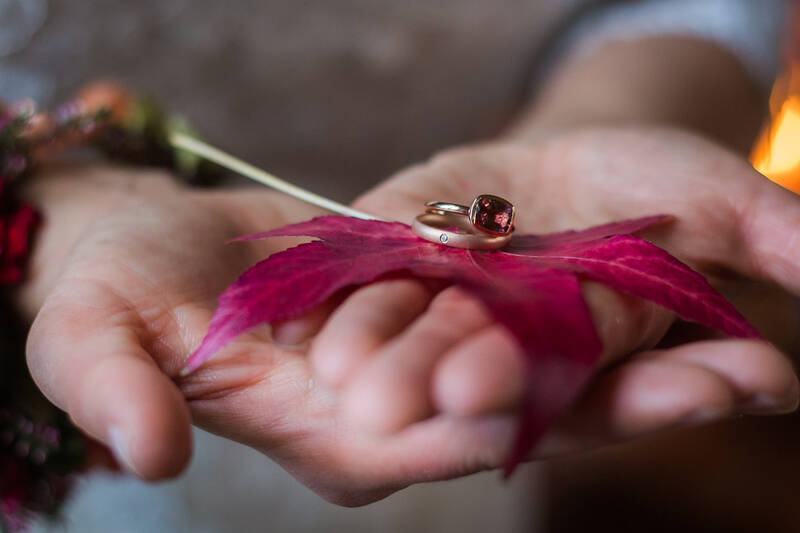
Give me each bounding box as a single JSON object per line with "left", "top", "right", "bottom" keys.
{"left": 730, "top": 341, "right": 799, "bottom": 415}
{"left": 650, "top": 339, "right": 800, "bottom": 416}
{"left": 123, "top": 378, "right": 193, "bottom": 481}
{"left": 26, "top": 287, "right": 194, "bottom": 481}
{"left": 108, "top": 421, "right": 191, "bottom": 481}
{"left": 432, "top": 327, "right": 525, "bottom": 416}
{"left": 271, "top": 301, "right": 337, "bottom": 348}
{"left": 309, "top": 280, "right": 433, "bottom": 389}
{"left": 340, "top": 370, "right": 416, "bottom": 434}
{"left": 309, "top": 343, "right": 353, "bottom": 388}
{"left": 77, "top": 356, "right": 193, "bottom": 481}
{"left": 568, "top": 359, "right": 738, "bottom": 440}
{"left": 622, "top": 361, "right": 738, "bottom": 429}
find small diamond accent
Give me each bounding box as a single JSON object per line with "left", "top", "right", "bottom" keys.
{"left": 440, "top": 233, "right": 449, "bottom": 243}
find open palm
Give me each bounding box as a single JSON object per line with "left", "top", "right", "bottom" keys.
{"left": 25, "top": 127, "right": 799, "bottom": 506}
{"left": 23, "top": 164, "right": 520, "bottom": 505}
{"left": 330, "top": 126, "right": 799, "bottom": 452}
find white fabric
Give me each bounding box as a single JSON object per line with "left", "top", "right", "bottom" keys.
{"left": 554, "top": 0, "right": 787, "bottom": 89}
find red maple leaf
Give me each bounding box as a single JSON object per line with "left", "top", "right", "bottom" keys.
{"left": 183, "top": 215, "right": 759, "bottom": 475}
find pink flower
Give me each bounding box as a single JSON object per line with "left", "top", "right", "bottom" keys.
{"left": 0, "top": 179, "right": 40, "bottom": 285}
{"left": 0, "top": 455, "right": 32, "bottom": 531}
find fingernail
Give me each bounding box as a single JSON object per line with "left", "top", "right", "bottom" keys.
{"left": 740, "top": 393, "right": 788, "bottom": 415}
{"left": 108, "top": 426, "right": 138, "bottom": 475}
{"left": 683, "top": 406, "right": 730, "bottom": 426}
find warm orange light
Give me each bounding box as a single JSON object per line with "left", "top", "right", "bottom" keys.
{"left": 751, "top": 65, "right": 800, "bottom": 193}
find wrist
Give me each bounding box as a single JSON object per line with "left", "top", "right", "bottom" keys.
{"left": 508, "top": 36, "right": 766, "bottom": 154}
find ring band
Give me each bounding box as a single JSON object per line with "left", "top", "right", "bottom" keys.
{"left": 424, "top": 194, "right": 515, "bottom": 236}
{"left": 424, "top": 201, "right": 469, "bottom": 217}
{"left": 412, "top": 212, "right": 511, "bottom": 250}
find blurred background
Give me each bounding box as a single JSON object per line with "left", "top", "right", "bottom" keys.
{"left": 0, "top": 0, "right": 576, "bottom": 201}
{"left": 2, "top": 0, "right": 800, "bottom": 531}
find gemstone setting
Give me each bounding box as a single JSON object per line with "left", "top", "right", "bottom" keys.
{"left": 469, "top": 194, "right": 515, "bottom": 235}
{"left": 440, "top": 233, "right": 449, "bottom": 243}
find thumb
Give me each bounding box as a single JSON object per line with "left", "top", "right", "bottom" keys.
{"left": 27, "top": 279, "right": 192, "bottom": 480}
{"left": 736, "top": 177, "right": 800, "bottom": 295}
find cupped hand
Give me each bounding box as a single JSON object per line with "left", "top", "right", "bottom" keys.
{"left": 21, "top": 163, "right": 518, "bottom": 506}
{"left": 292, "top": 126, "right": 800, "bottom": 462}
{"left": 23, "top": 126, "right": 800, "bottom": 507}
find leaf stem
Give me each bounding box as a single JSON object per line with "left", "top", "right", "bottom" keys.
{"left": 169, "top": 132, "right": 384, "bottom": 221}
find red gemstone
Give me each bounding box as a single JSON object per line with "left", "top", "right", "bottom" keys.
{"left": 472, "top": 195, "right": 514, "bottom": 235}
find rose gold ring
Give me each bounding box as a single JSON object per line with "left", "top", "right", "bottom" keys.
{"left": 412, "top": 212, "right": 511, "bottom": 250}
{"left": 425, "top": 194, "right": 515, "bottom": 236}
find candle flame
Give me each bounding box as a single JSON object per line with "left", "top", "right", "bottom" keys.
{"left": 751, "top": 64, "right": 800, "bottom": 192}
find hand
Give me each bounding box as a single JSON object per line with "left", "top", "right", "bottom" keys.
{"left": 291, "top": 126, "right": 800, "bottom": 461}
{"left": 22, "top": 163, "right": 519, "bottom": 505}
{"left": 24, "top": 126, "right": 800, "bottom": 507}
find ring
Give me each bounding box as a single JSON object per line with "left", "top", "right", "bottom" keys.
{"left": 425, "top": 194, "right": 515, "bottom": 236}
{"left": 412, "top": 212, "right": 511, "bottom": 250}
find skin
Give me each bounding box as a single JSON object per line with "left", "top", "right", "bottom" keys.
{"left": 18, "top": 37, "right": 800, "bottom": 504}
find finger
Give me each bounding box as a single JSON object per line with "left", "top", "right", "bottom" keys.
{"left": 733, "top": 175, "right": 800, "bottom": 294}
{"left": 27, "top": 280, "right": 192, "bottom": 480}
{"left": 358, "top": 414, "right": 517, "bottom": 502}
{"left": 271, "top": 294, "right": 343, "bottom": 349}
{"left": 537, "top": 338, "right": 799, "bottom": 457}
{"left": 536, "top": 356, "right": 738, "bottom": 457}
{"left": 432, "top": 325, "right": 525, "bottom": 416}
{"left": 350, "top": 343, "right": 794, "bottom": 496}
{"left": 583, "top": 281, "right": 674, "bottom": 363}
{"left": 640, "top": 338, "right": 799, "bottom": 414}
{"left": 309, "top": 279, "right": 433, "bottom": 388}
{"left": 432, "top": 281, "right": 673, "bottom": 417}
{"left": 341, "top": 287, "right": 493, "bottom": 433}
{"left": 335, "top": 341, "right": 797, "bottom": 501}
{"left": 276, "top": 413, "right": 518, "bottom": 507}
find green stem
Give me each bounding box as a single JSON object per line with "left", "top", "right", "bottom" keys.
{"left": 169, "top": 132, "right": 384, "bottom": 221}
